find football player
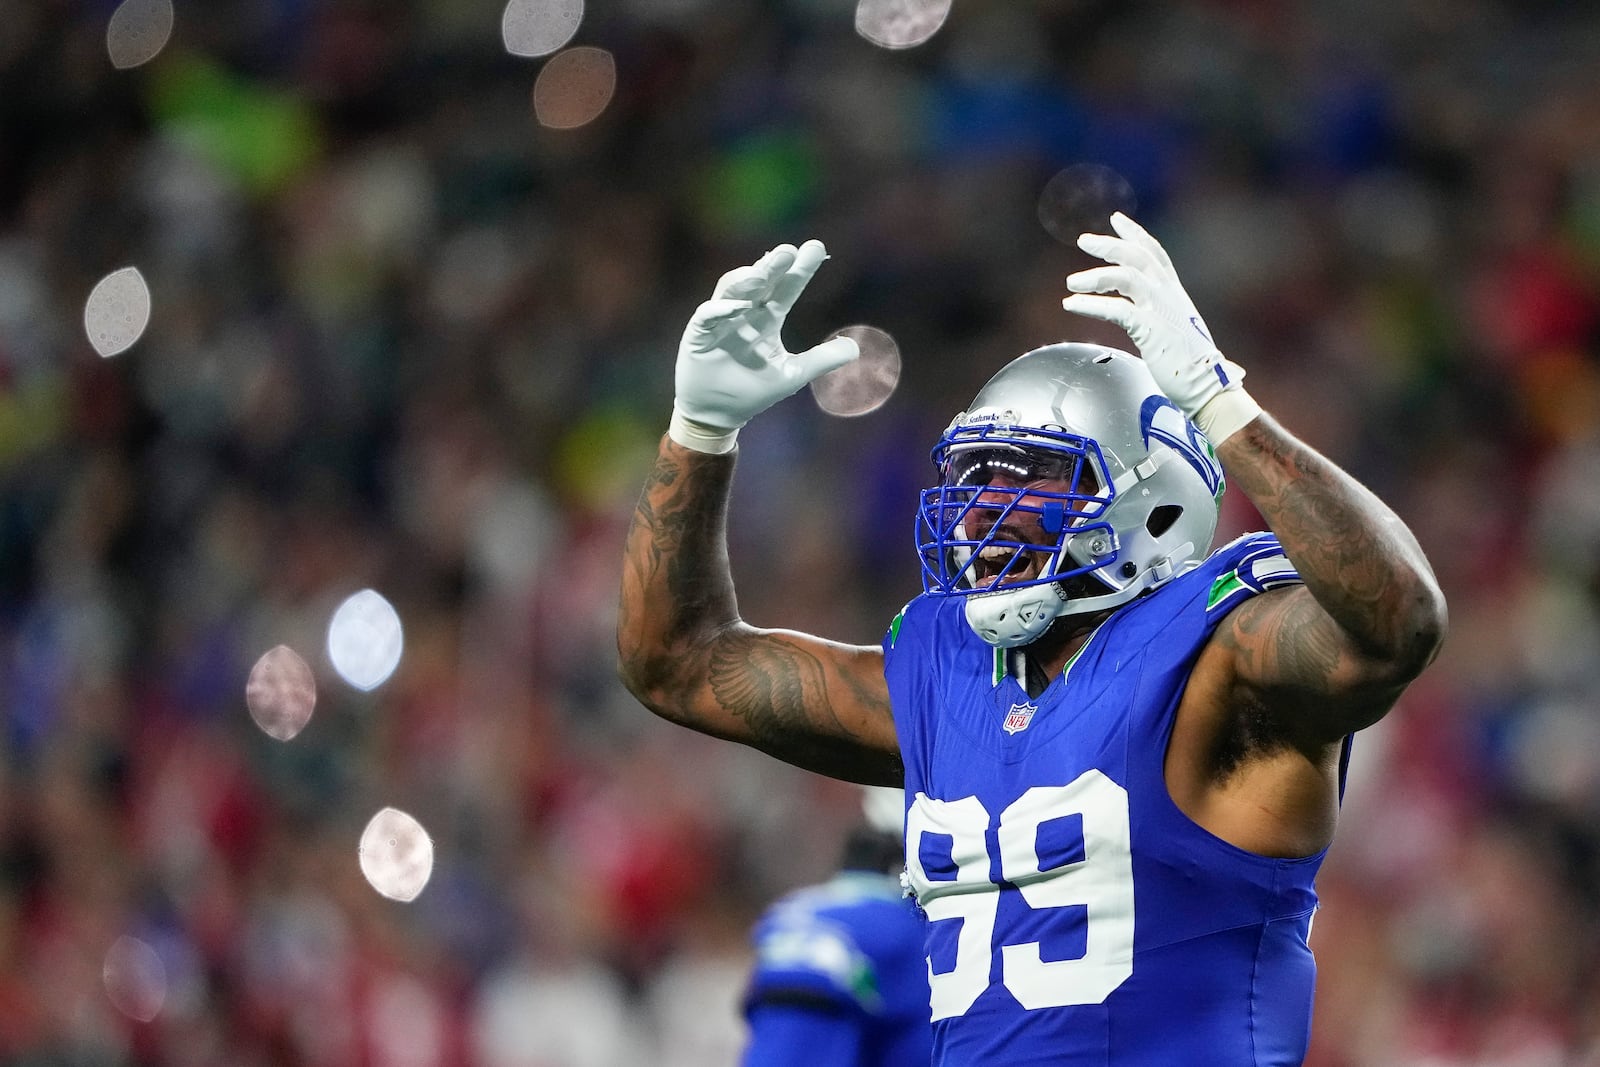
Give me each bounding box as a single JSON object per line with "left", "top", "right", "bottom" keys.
{"left": 739, "top": 787, "right": 931, "bottom": 1067}
{"left": 618, "top": 213, "right": 1446, "bottom": 1065}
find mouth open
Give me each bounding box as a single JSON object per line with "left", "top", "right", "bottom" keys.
{"left": 971, "top": 543, "right": 1045, "bottom": 589}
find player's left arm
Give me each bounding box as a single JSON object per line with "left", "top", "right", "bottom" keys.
{"left": 1064, "top": 213, "right": 1447, "bottom": 744}
{"left": 1207, "top": 416, "right": 1447, "bottom": 739}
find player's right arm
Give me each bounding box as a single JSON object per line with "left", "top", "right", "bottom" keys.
{"left": 616, "top": 240, "right": 901, "bottom": 787}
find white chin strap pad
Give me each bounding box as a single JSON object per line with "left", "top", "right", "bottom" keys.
{"left": 964, "top": 585, "right": 1064, "bottom": 648}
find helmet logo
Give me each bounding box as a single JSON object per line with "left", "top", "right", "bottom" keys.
{"left": 1002, "top": 701, "right": 1038, "bottom": 735}
{"left": 1140, "top": 396, "right": 1223, "bottom": 496}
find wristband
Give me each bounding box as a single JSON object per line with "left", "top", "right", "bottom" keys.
{"left": 669, "top": 406, "right": 740, "bottom": 455}
{"left": 1192, "top": 388, "right": 1262, "bottom": 445}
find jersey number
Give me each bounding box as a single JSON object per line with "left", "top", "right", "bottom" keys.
{"left": 906, "top": 771, "right": 1135, "bottom": 1020}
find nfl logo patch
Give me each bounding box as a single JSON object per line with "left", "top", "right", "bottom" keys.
{"left": 1003, "top": 701, "right": 1038, "bottom": 735}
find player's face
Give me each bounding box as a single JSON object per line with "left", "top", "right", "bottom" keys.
{"left": 946, "top": 446, "right": 1102, "bottom": 589}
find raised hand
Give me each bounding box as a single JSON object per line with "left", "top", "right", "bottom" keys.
{"left": 1062, "top": 212, "right": 1259, "bottom": 443}
{"left": 671, "top": 240, "right": 860, "bottom": 453}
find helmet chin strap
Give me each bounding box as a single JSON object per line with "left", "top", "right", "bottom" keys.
{"left": 963, "top": 582, "right": 1067, "bottom": 648}
{"left": 962, "top": 572, "right": 1126, "bottom": 649}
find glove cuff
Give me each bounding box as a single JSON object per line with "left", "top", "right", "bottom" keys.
{"left": 1192, "top": 387, "right": 1262, "bottom": 445}
{"left": 669, "top": 407, "right": 741, "bottom": 455}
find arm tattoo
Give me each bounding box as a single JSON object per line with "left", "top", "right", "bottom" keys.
{"left": 709, "top": 637, "right": 837, "bottom": 741}
{"left": 619, "top": 439, "right": 900, "bottom": 785}
{"left": 1218, "top": 414, "right": 1446, "bottom": 680}
{"left": 620, "top": 444, "right": 738, "bottom": 684}
{"left": 1220, "top": 591, "right": 1344, "bottom": 689}
{"left": 709, "top": 636, "right": 902, "bottom": 784}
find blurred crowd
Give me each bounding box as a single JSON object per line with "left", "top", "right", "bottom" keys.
{"left": 2, "top": 0, "right": 1600, "bottom": 1063}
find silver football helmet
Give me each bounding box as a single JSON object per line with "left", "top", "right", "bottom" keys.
{"left": 917, "top": 342, "right": 1224, "bottom": 647}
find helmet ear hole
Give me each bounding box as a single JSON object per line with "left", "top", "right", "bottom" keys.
{"left": 1145, "top": 504, "right": 1183, "bottom": 538}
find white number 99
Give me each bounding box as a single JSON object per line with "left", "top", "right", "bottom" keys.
{"left": 907, "top": 770, "right": 1136, "bottom": 1019}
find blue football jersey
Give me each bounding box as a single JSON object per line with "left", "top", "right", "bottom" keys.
{"left": 743, "top": 871, "right": 933, "bottom": 1067}
{"left": 885, "top": 532, "right": 1334, "bottom": 1066}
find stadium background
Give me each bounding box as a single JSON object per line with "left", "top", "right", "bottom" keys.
{"left": 2, "top": 0, "right": 1599, "bottom": 1063}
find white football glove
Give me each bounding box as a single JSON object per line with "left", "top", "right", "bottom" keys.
{"left": 1062, "top": 212, "right": 1261, "bottom": 443}
{"left": 669, "top": 239, "right": 860, "bottom": 454}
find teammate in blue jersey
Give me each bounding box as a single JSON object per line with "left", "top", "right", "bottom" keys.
{"left": 739, "top": 787, "right": 931, "bottom": 1067}
{"left": 618, "top": 212, "right": 1447, "bottom": 1065}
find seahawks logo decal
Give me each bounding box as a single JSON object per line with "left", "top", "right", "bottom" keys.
{"left": 1139, "top": 395, "right": 1224, "bottom": 497}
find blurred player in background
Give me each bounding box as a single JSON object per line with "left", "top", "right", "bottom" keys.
{"left": 738, "top": 786, "right": 930, "bottom": 1067}
{"left": 617, "top": 215, "right": 1447, "bottom": 1064}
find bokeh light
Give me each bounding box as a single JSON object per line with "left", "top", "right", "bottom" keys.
{"left": 326, "top": 589, "right": 404, "bottom": 692}
{"left": 532, "top": 46, "right": 616, "bottom": 130}
{"left": 102, "top": 935, "right": 167, "bottom": 1023}
{"left": 854, "top": 0, "right": 952, "bottom": 50}
{"left": 1036, "top": 164, "right": 1138, "bottom": 247}
{"left": 245, "top": 645, "right": 317, "bottom": 741}
{"left": 106, "top": 0, "right": 174, "bottom": 70}
{"left": 358, "top": 808, "right": 434, "bottom": 902}
{"left": 810, "top": 325, "right": 901, "bottom": 417}
{"left": 502, "top": 0, "right": 584, "bottom": 58}
{"left": 83, "top": 266, "right": 151, "bottom": 357}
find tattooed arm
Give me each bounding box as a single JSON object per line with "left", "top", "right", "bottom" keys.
{"left": 617, "top": 437, "right": 902, "bottom": 786}
{"left": 1207, "top": 413, "right": 1448, "bottom": 745}
{"left": 619, "top": 239, "right": 898, "bottom": 784}
{"left": 1061, "top": 214, "right": 1445, "bottom": 748}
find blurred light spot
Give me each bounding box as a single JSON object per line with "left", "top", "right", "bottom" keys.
{"left": 855, "top": 0, "right": 951, "bottom": 50}
{"left": 359, "top": 808, "right": 434, "bottom": 902}
{"left": 1037, "top": 164, "right": 1138, "bottom": 247}
{"left": 106, "top": 0, "right": 174, "bottom": 70}
{"left": 502, "top": 0, "right": 583, "bottom": 58}
{"left": 532, "top": 46, "right": 616, "bottom": 130}
{"left": 84, "top": 266, "right": 151, "bottom": 358}
{"left": 103, "top": 936, "right": 166, "bottom": 1023}
{"left": 245, "top": 645, "right": 317, "bottom": 740}
{"left": 811, "top": 325, "right": 901, "bottom": 417}
{"left": 327, "top": 589, "right": 404, "bottom": 692}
